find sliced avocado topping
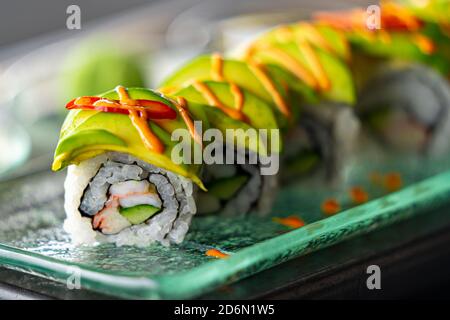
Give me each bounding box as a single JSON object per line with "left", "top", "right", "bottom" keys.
{"left": 119, "top": 204, "right": 161, "bottom": 225}
{"left": 52, "top": 129, "right": 128, "bottom": 171}
{"left": 207, "top": 175, "right": 249, "bottom": 200}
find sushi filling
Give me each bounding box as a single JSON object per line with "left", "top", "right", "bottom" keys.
{"left": 77, "top": 153, "right": 196, "bottom": 245}
{"left": 197, "top": 164, "right": 258, "bottom": 215}
{"left": 90, "top": 180, "right": 162, "bottom": 234}
{"left": 196, "top": 149, "right": 277, "bottom": 216}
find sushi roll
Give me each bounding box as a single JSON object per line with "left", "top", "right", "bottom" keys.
{"left": 357, "top": 64, "right": 450, "bottom": 156}
{"left": 53, "top": 86, "right": 207, "bottom": 246}
{"left": 160, "top": 54, "right": 288, "bottom": 215}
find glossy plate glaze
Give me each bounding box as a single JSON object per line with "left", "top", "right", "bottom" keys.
{"left": 0, "top": 150, "right": 449, "bottom": 299}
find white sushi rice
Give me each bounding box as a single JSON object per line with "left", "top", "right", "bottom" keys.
{"left": 63, "top": 152, "right": 196, "bottom": 247}
{"left": 219, "top": 164, "right": 277, "bottom": 217}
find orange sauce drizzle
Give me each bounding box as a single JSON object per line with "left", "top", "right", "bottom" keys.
{"left": 298, "top": 22, "right": 337, "bottom": 55}
{"left": 246, "top": 22, "right": 337, "bottom": 92}
{"left": 211, "top": 53, "right": 225, "bottom": 81}
{"left": 349, "top": 186, "right": 369, "bottom": 205}
{"left": 116, "top": 86, "right": 165, "bottom": 154}
{"left": 247, "top": 61, "right": 291, "bottom": 117}
{"left": 91, "top": 98, "right": 154, "bottom": 114}
{"left": 297, "top": 39, "right": 331, "bottom": 91}
{"left": 384, "top": 172, "right": 403, "bottom": 192}
{"left": 273, "top": 215, "right": 305, "bottom": 229}
{"left": 192, "top": 80, "right": 248, "bottom": 123}
{"left": 212, "top": 52, "right": 292, "bottom": 119}
{"left": 369, "top": 171, "right": 403, "bottom": 193}
{"left": 413, "top": 34, "right": 435, "bottom": 54}
{"left": 174, "top": 96, "right": 202, "bottom": 146}
{"left": 211, "top": 53, "right": 245, "bottom": 113}
{"left": 314, "top": 4, "right": 434, "bottom": 56}
{"left": 205, "top": 249, "right": 229, "bottom": 259}
{"left": 255, "top": 45, "right": 319, "bottom": 89}
{"left": 229, "top": 83, "right": 244, "bottom": 111}
{"left": 321, "top": 198, "right": 341, "bottom": 215}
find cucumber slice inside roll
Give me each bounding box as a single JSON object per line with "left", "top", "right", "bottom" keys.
{"left": 119, "top": 205, "right": 161, "bottom": 225}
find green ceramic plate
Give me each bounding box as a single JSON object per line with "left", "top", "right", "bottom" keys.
{"left": 0, "top": 151, "right": 449, "bottom": 299}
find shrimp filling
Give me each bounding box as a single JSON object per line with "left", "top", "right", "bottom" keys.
{"left": 91, "top": 180, "right": 162, "bottom": 234}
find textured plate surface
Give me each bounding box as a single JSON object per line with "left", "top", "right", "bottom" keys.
{"left": 0, "top": 151, "right": 450, "bottom": 299}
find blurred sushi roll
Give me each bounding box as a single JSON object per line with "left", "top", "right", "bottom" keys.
{"left": 160, "top": 55, "right": 288, "bottom": 216}
{"left": 357, "top": 64, "right": 450, "bottom": 156}
{"left": 282, "top": 103, "right": 360, "bottom": 185}
{"left": 166, "top": 79, "right": 283, "bottom": 216}
{"left": 235, "top": 21, "right": 359, "bottom": 186}
{"left": 195, "top": 150, "right": 279, "bottom": 216}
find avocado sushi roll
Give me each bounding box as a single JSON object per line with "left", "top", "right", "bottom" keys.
{"left": 53, "top": 86, "right": 208, "bottom": 246}
{"left": 237, "top": 21, "right": 359, "bottom": 184}
{"left": 160, "top": 58, "right": 282, "bottom": 216}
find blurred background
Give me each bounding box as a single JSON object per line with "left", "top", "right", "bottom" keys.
{"left": 0, "top": 0, "right": 371, "bottom": 180}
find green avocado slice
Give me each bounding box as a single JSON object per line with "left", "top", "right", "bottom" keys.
{"left": 55, "top": 129, "right": 126, "bottom": 156}
{"left": 207, "top": 175, "right": 249, "bottom": 200}
{"left": 119, "top": 205, "right": 161, "bottom": 225}
{"left": 52, "top": 87, "right": 206, "bottom": 190}
{"left": 174, "top": 81, "right": 282, "bottom": 156}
